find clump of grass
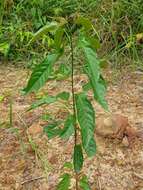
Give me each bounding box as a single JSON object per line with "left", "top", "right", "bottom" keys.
{"left": 93, "top": 0, "right": 143, "bottom": 67}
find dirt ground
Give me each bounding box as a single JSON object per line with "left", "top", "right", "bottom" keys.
{"left": 0, "top": 65, "right": 143, "bottom": 190}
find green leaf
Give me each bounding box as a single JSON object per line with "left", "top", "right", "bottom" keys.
{"left": 76, "top": 16, "right": 93, "bottom": 31}
{"left": 56, "top": 173, "right": 71, "bottom": 190}
{"left": 27, "top": 96, "right": 57, "bottom": 111}
{"left": 85, "top": 137, "right": 96, "bottom": 157}
{"left": 75, "top": 93, "right": 96, "bottom": 157}
{"left": 63, "top": 162, "right": 73, "bottom": 169}
{"left": 74, "top": 144, "right": 83, "bottom": 173}
{"left": 80, "top": 36, "right": 108, "bottom": 110}
{"left": 80, "top": 39, "right": 100, "bottom": 82}
{"left": 57, "top": 91, "right": 70, "bottom": 101}
{"left": 60, "top": 115, "right": 74, "bottom": 139}
{"left": 29, "top": 22, "right": 58, "bottom": 44}
{"left": 43, "top": 123, "right": 61, "bottom": 139}
{"left": 0, "top": 42, "right": 10, "bottom": 56}
{"left": 54, "top": 27, "right": 64, "bottom": 49}
{"left": 80, "top": 175, "right": 91, "bottom": 190}
{"left": 23, "top": 52, "right": 61, "bottom": 94}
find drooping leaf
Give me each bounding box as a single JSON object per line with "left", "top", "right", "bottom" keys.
{"left": 75, "top": 93, "right": 96, "bottom": 157}
{"left": 23, "top": 52, "right": 61, "bottom": 94}
{"left": 29, "top": 22, "right": 58, "bottom": 44}
{"left": 80, "top": 175, "right": 91, "bottom": 190}
{"left": 27, "top": 96, "right": 57, "bottom": 111}
{"left": 57, "top": 91, "right": 70, "bottom": 101}
{"left": 43, "top": 122, "right": 61, "bottom": 139}
{"left": 80, "top": 38, "right": 100, "bottom": 82}
{"left": 80, "top": 36, "right": 108, "bottom": 110}
{"left": 56, "top": 173, "right": 71, "bottom": 190}
{"left": 60, "top": 115, "right": 74, "bottom": 139}
{"left": 73, "top": 144, "right": 83, "bottom": 173}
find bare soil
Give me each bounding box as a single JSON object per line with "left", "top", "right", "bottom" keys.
{"left": 0, "top": 65, "right": 143, "bottom": 190}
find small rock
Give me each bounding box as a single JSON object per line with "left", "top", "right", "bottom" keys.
{"left": 96, "top": 116, "right": 116, "bottom": 136}
{"left": 96, "top": 114, "right": 129, "bottom": 138}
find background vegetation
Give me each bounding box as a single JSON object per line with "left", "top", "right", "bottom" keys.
{"left": 0, "top": 0, "right": 143, "bottom": 68}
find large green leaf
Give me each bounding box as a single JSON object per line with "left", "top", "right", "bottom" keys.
{"left": 23, "top": 52, "right": 61, "bottom": 94}
{"left": 75, "top": 93, "right": 96, "bottom": 157}
{"left": 56, "top": 173, "right": 71, "bottom": 190}
{"left": 80, "top": 175, "right": 91, "bottom": 190}
{"left": 73, "top": 144, "right": 83, "bottom": 173}
{"left": 60, "top": 115, "right": 74, "bottom": 139}
{"left": 80, "top": 36, "right": 108, "bottom": 110}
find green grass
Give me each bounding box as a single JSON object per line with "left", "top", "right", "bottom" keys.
{"left": 0, "top": 0, "right": 143, "bottom": 68}
{"left": 94, "top": 0, "right": 143, "bottom": 67}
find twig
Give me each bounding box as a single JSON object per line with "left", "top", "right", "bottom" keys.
{"left": 133, "top": 172, "right": 143, "bottom": 180}
{"left": 97, "top": 178, "right": 102, "bottom": 190}
{"left": 21, "top": 176, "right": 45, "bottom": 185}
{"left": 96, "top": 155, "right": 102, "bottom": 190}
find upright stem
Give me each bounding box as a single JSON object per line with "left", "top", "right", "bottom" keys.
{"left": 70, "top": 35, "right": 77, "bottom": 144}
{"left": 70, "top": 34, "right": 79, "bottom": 190}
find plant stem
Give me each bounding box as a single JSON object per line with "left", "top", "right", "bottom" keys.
{"left": 70, "top": 35, "right": 77, "bottom": 144}
{"left": 70, "top": 34, "right": 79, "bottom": 190}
